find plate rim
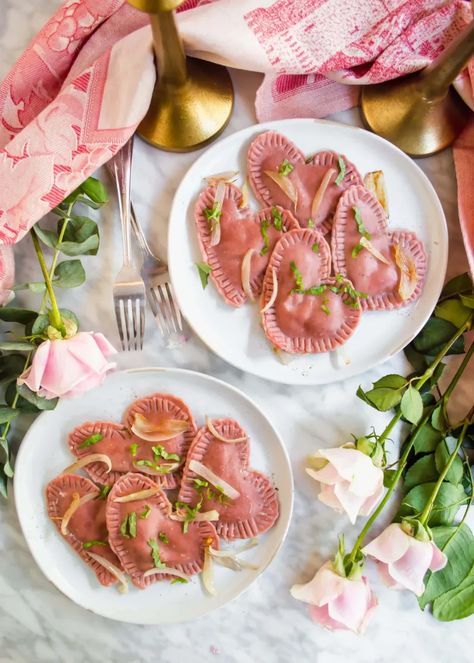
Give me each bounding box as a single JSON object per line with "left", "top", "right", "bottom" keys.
{"left": 168, "top": 117, "right": 448, "bottom": 385}
{"left": 13, "top": 366, "right": 294, "bottom": 625}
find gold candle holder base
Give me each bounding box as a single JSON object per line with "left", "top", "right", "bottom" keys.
{"left": 138, "top": 57, "right": 234, "bottom": 152}
{"left": 360, "top": 20, "right": 474, "bottom": 157}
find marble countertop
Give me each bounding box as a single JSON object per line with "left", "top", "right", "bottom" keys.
{"left": 1, "top": 3, "right": 472, "bottom": 662}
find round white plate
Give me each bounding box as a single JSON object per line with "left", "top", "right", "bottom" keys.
{"left": 168, "top": 118, "right": 448, "bottom": 385}
{"left": 14, "top": 368, "right": 293, "bottom": 625}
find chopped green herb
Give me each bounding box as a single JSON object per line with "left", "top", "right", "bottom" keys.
{"left": 335, "top": 273, "right": 344, "bottom": 282}
{"left": 290, "top": 261, "right": 304, "bottom": 291}
{"left": 82, "top": 540, "right": 107, "bottom": 549}
{"left": 353, "top": 207, "right": 371, "bottom": 240}
{"left": 321, "top": 299, "right": 331, "bottom": 316}
{"left": 271, "top": 206, "right": 284, "bottom": 231}
{"left": 120, "top": 514, "right": 130, "bottom": 538}
{"left": 171, "top": 577, "right": 189, "bottom": 584}
{"left": 204, "top": 203, "right": 221, "bottom": 226}
{"left": 129, "top": 442, "right": 138, "bottom": 457}
{"left": 98, "top": 484, "right": 111, "bottom": 500}
{"left": 128, "top": 511, "right": 137, "bottom": 539}
{"left": 175, "top": 500, "right": 202, "bottom": 534}
{"left": 307, "top": 219, "right": 315, "bottom": 228}
{"left": 134, "top": 459, "right": 174, "bottom": 474}
{"left": 78, "top": 433, "right": 103, "bottom": 449}
{"left": 351, "top": 242, "right": 364, "bottom": 258}
{"left": 196, "top": 262, "right": 213, "bottom": 290}
{"left": 260, "top": 219, "right": 270, "bottom": 256}
{"left": 278, "top": 159, "right": 294, "bottom": 176}
{"left": 312, "top": 242, "right": 319, "bottom": 253}
{"left": 158, "top": 532, "right": 169, "bottom": 544}
{"left": 193, "top": 478, "right": 209, "bottom": 490}
{"left": 134, "top": 459, "right": 154, "bottom": 468}
{"left": 148, "top": 538, "right": 166, "bottom": 569}
{"left": 304, "top": 285, "right": 327, "bottom": 296}
{"left": 152, "top": 445, "right": 180, "bottom": 462}
{"left": 139, "top": 504, "right": 152, "bottom": 519}
{"left": 335, "top": 156, "right": 346, "bottom": 186}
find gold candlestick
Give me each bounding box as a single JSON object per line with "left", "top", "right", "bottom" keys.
{"left": 127, "top": 0, "right": 234, "bottom": 152}
{"left": 360, "top": 20, "right": 474, "bottom": 157}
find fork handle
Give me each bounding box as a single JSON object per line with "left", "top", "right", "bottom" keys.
{"left": 113, "top": 137, "right": 134, "bottom": 266}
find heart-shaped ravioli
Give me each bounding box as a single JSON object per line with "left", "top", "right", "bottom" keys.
{"left": 332, "top": 185, "right": 427, "bottom": 310}
{"left": 195, "top": 182, "right": 299, "bottom": 307}
{"left": 178, "top": 419, "right": 279, "bottom": 540}
{"left": 46, "top": 474, "right": 123, "bottom": 587}
{"left": 260, "top": 228, "right": 361, "bottom": 353}
{"left": 68, "top": 393, "right": 197, "bottom": 490}
{"left": 107, "top": 473, "right": 219, "bottom": 589}
{"left": 247, "top": 131, "right": 362, "bottom": 231}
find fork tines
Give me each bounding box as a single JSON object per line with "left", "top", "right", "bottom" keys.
{"left": 149, "top": 281, "right": 182, "bottom": 336}
{"left": 113, "top": 289, "right": 146, "bottom": 351}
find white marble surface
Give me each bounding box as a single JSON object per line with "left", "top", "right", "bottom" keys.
{"left": 0, "top": 2, "right": 473, "bottom": 662}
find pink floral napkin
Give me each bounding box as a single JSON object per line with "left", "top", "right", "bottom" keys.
{"left": 0, "top": 0, "right": 472, "bottom": 273}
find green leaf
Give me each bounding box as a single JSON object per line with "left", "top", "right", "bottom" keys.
{"left": 0, "top": 341, "right": 34, "bottom": 352}
{"left": 79, "top": 177, "right": 108, "bottom": 204}
{"left": 383, "top": 469, "right": 397, "bottom": 488}
{"left": 58, "top": 216, "right": 100, "bottom": 256}
{"left": 16, "top": 384, "right": 58, "bottom": 411}
{"left": 435, "top": 438, "right": 463, "bottom": 484}
{"left": 31, "top": 314, "right": 49, "bottom": 336}
{"left": 0, "top": 407, "right": 19, "bottom": 424}
{"left": 335, "top": 156, "right": 346, "bottom": 186}
{"left": 404, "top": 454, "right": 438, "bottom": 490}
{"left": 433, "top": 572, "right": 474, "bottom": 621}
{"left": 0, "top": 308, "right": 37, "bottom": 325}
{"left": 441, "top": 273, "right": 472, "bottom": 300}
{"left": 59, "top": 309, "right": 79, "bottom": 328}
{"left": 435, "top": 299, "right": 472, "bottom": 328}
{"left": 364, "top": 387, "right": 403, "bottom": 411}
{"left": 5, "top": 381, "right": 38, "bottom": 412}
{"left": 53, "top": 260, "right": 86, "bottom": 289}
{"left": 196, "top": 262, "right": 213, "bottom": 289}
{"left": 33, "top": 225, "right": 57, "bottom": 249}
{"left": 399, "top": 482, "right": 467, "bottom": 526}
{"left": 400, "top": 386, "right": 423, "bottom": 424}
{"left": 420, "top": 524, "right": 474, "bottom": 610}
{"left": 413, "top": 422, "right": 443, "bottom": 453}
{"left": 0, "top": 354, "right": 27, "bottom": 384}
{"left": 414, "top": 318, "right": 465, "bottom": 356}
{"left": 373, "top": 374, "right": 408, "bottom": 389}
{"left": 356, "top": 385, "right": 375, "bottom": 407}
{"left": 432, "top": 405, "right": 447, "bottom": 432}
{"left": 404, "top": 344, "right": 427, "bottom": 373}
{"left": 460, "top": 294, "right": 474, "bottom": 309}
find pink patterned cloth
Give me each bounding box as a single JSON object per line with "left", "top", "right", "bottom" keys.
{"left": 0, "top": 0, "right": 473, "bottom": 269}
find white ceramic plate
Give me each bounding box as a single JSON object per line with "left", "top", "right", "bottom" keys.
{"left": 14, "top": 368, "right": 293, "bottom": 625}
{"left": 168, "top": 119, "right": 448, "bottom": 385}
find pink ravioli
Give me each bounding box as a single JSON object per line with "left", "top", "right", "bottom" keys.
{"left": 106, "top": 473, "right": 219, "bottom": 589}
{"left": 195, "top": 182, "right": 299, "bottom": 307}
{"left": 332, "top": 185, "right": 427, "bottom": 310}
{"left": 68, "top": 393, "right": 197, "bottom": 490}
{"left": 247, "top": 131, "right": 362, "bottom": 231}
{"left": 46, "top": 474, "right": 122, "bottom": 587}
{"left": 178, "top": 419, "right": 279, "bottom": 540}
{"left": 261, "top": 228, "right": 361, "bottom": 353}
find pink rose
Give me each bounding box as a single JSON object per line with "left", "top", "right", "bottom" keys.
{"left": 306, "top": 446, "right": 384, "bottom": 524}
{"left": 362, "top": 522, "right": 447, "bottom": 595}
{"left": 291, "top": 561, "right": 377, "bottom": 633}
{"left": 0, "top": 245, "right": 15, "bottom": 305}
{"left": 17, "top": 332, "right": 117, "bottom": 399}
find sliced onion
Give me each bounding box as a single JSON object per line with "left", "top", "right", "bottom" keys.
{"left": 170, "top": 509, "right": 220, "bottom": 523}
{"left": 210, "top": 180, "right": 226, "bottom": 247}
{"left": 264, "top": 170, "right": 298, "bottom": 209}
{"left": 206, "top": 416, "right": 247, "bottom": 444}
{"left": 241, "top": 249, "right": 256, "bottom": 302}
{"left": 87, "top": 552, "right": 128, "bottom": 593}
{"left": 189, "top": 459, "right": 240, "bottom": 500}
{"left": 240, "top": 179, "right": 250, "bottom": 209}
{"left": 61, "top": 492, "right": 97, "bottom": 535}
{"left": 133, "top": 461, "right": 180, "bottom": 476}
{"left": 311, "top": 168, "right": 336, "bottom": 219}
{"left": 359, "top": 236, "right": 390, "bottom": 264}
{"left": 61, "top": 454, "right": 112, "bottom": 476}
{"left": 204, "top": 170, "right": 238, "bottom": 185}
{"left": 330, "top": 347, "right": 351, "bottom": 369}
{"left": 364, "top": 170, "right": 388, "bottom": 215}
{"left": 143, "top": 566, "right": 190, "bottom": 581}
{"left": 260, "top": 268, "right": 278, "bottom": 313}
{"left": 394, "top": 243, "right": 418, "bottom": 300}
{"left": 209, "top": 547, "right": 258, "bottom": 571}
{"left": 113, "top": 487, "right": 161, "bottom": 503}
{"left": 202, "top": 546, "right": 216, "bottom": 596}
{"left": 131, "top": 413, "right": 189, "bottom": 442}
{"left": 273, "top": 347, "right": 294, "bottom": 365}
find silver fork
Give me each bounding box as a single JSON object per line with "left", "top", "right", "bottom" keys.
{"left": 130, "top": 206, "right": 183, "bottom": 336}
{"left": 111, "top": 137, "right": 146, "bottom": 351}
